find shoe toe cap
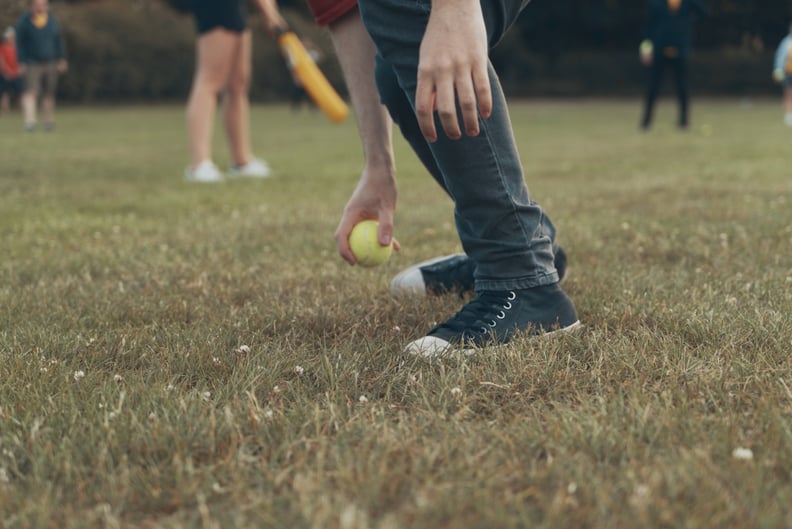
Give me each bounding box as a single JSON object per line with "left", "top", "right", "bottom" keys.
{"left": 404, "top": 335, "right": 453, "bottom": 359}
{"left": 390, "top": 268, "right": 427, "bottom": 299}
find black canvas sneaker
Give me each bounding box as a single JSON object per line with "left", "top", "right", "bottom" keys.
{"left": 404, "top": 283, "right": 580, "bottom": 359}
{"left": 391, "top": 246, "right": 568, "bottom": 298}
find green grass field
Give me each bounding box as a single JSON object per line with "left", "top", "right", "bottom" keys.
{"left": 1, "top": 100, "right": 790, "bottom": 528}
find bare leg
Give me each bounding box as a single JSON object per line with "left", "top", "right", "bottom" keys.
{"left": 41, "top": 95, "right": 55, "bottom": 125}
{"left": 22, "top": 91, "right": 36, "bottom": 127}
{"left": 186, "top": 29, "right": 238, "bottom": 170}
{"left": 223, "top": 30, "right": 253, "bottom": 168}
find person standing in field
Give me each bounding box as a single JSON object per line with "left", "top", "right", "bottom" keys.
{"left": 15, "top": 0, "right": 67, "bottom": 132}
{"left": 329, "top": 0, "right": 580, "bottom": 357}
{"left": 184, "top": 0, "right": 286, "bottom": 183}
{"left": 0, "top": 27, "right": 23, "bottom": 115}
{"left": 639, "top": 0, "right": 708, "bottom": 131}
{"left": 772, "top": 22, "right": 792, "bottom": 127}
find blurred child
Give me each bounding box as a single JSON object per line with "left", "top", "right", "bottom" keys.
{"left": 772, "top": 22, "right": 792, "bottom": 126}
{"left": 0, "top": 27, "right": 22, "bottom": 115}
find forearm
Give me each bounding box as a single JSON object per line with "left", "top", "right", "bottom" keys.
{"left": 329, "top": 9, "right": 394, "bottom": 174}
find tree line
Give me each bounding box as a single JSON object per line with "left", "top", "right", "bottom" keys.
{"left": 0, "top": 0, "right": 789, "bottom": 101}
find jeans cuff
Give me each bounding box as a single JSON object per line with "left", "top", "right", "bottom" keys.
{"left": 475, "top": 271, "right": 559, "bottom": 292}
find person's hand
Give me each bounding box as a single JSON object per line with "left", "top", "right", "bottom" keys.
{"left": 254, "top": 0, "right": 288, "bottom": 37}
{"left": 639, "top": 40, "right": 653, "bottom": 66}
{"left": 335, "top": 164, "right": 399, "bottom": 265}
{"left": 263, "top": 12, "right": 288, "bottom": 37}
{"left": 56, "top": 60, "right": 68, "bottom": 74}
{"left": 415, "top": 0, "right": 492, "bottom": 143}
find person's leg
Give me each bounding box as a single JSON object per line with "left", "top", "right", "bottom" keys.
{"left": 784, "top": 85, "right": 792, "bottom": 125}
{"left": 359, "top": 0, "right": 578, "bottom": 354}
{"left": 0, "top": 85, "right": 8, "bottom": 114}
{"left": 361, "top": 0, "right": 557, "bottom": 290}
{"left": 672, "top": 56, "right": 690, "bottom": 129}
{"left": 186, "top": 29, "right": 238, "bottom": 170}
{"left": 21, "top": 65, "right": 40, "bottom": 129}
{"left": 641, "top": 55, "right": 665, "bottom": 129}
{"left": 222, "top": 30, "right": 254, "bottom": 168}
{"left": 40, "top": 63, "right": 59, "bottom": 129}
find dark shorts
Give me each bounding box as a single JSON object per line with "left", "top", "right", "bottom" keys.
{"left": 305, "top": 0, "right": 358, "bottom": 26}
{"left": 192, "top": 0, "right": 246, "bottom": 34}
{"left": 0, "top": 76, "right": 23, "bottom": 96}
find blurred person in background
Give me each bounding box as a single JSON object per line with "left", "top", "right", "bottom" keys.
{"left": 772, "top": 22, "right": 792, "bottom": 126}
{"left": 639, "top": 0, "right": 708, "bottom": 131}
{"left": 15, "top": 0, "right": 67, "bottom": 131}
{"left": 0, "top": 27, "right": 23, "bottom": 115}
{"left": 184, "top": 0, "right": 286, "bottom": 183}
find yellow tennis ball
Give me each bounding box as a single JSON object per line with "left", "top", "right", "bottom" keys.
{"left": 349, "top": 220, "right": 392, "bottom": 267}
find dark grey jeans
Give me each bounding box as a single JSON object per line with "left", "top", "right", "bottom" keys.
{"left": 358, "top": 0, "right": 559, "bottom": 291}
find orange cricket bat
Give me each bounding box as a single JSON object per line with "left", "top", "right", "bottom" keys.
{"left": 277, "top": 31, "right": 349, "bottom": 124}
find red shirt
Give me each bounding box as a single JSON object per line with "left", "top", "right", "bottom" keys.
{"left": 0, "top": 42, "right": 20, "bottom": 78}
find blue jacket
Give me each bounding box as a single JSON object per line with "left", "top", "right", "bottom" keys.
{"left": 774, "top": 35, "right": 792, "bottom": 76}
{"left": 644, "top": 0, "right": 709, "bottom": 58}
{"left": 15, "top": 11, "right": 66, "bottom": 64}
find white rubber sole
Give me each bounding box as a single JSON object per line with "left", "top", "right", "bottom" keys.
{"left": 404, "top": 320, "right": 583, "bottom": 360}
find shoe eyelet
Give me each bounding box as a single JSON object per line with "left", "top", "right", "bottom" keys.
{"left": 497, "top": 311, "right": 505, "bottom": 319}
{"left": 480, "top": 326, "right": 488, "bottom": 334}
{"left": 503, "top": 301, "right": 512, "bottom": 310}
{"left": 489, "top": 320, "right": 497, "bottom": 327}
{"left": 507, "top": 291, "right": 516, "bottom": 301}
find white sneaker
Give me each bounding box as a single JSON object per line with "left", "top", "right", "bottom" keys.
{"left": 185, "top": 160, "right": 224, "bottom": 183}
{"left": 228, "top": 157, "right": 271, "bottom": 179}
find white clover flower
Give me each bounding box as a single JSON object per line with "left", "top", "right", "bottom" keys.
{"left": 148, "top": 412, "right": 157, "bottom": 421}
{"left": 732, "top": 447, "right": 754, "bottom": 460}
{"left": 39, "top": 367, "right": 48, "bottom": 374}
{"left": 358, "top": 395, "right": 369, "bottom": 403}
{"left": 113, "top": 374, "right": 124, "bottom": 384}
{"left": 450, "top": 387, "right": 462, "bottom": 397}
{"left": 237, "top": 345, "right": 251, "bottom": 354}
{"left": 165, "top": 384, "right": 175, "bottom": 392}
{"left": 293, "top": 365, "right": 304, "bottom": 375}
{"left": 202, "top": 391, "right": 212, "bottom": 401}
{"left": 212, "top": 357, "right": 221, "bottom": 365}
{"left": 393, "top": 325, "right": 401, "bottom": 333}
{"left": 263, "top": 409, "right": 274, "bottom": 419}
{"left": 73, "top": 370, "right": 85, "bottom": 382}
{"left": 272, "top": 385, "right": 281, "bottom": 394}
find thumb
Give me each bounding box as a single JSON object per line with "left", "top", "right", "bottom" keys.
{"left": 377, "top": 210, "right": 394, "bottom": 247}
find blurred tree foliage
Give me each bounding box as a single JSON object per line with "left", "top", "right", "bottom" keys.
{"left": 0, "top": 0, "right": 789, "bottom": 101}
